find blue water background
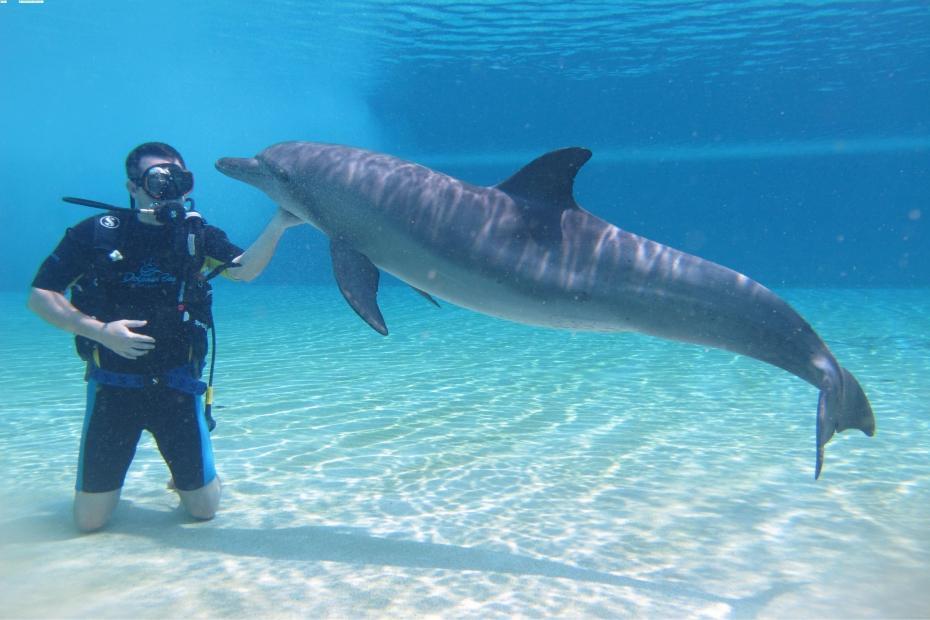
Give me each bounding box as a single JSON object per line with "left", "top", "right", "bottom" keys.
{"left": 1, "top": 1, "right": 928, "bottom": 289}
{"left": 2, "top": 2, "right": 930, "bottom": 618}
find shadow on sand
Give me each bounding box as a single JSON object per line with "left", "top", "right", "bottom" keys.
{"left": 2, "top": 500, "right": 793, "bottom": 617}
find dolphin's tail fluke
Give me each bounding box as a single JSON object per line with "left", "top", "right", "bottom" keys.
{"left": 815, "top": 366, "right": 875, "bottom": 479}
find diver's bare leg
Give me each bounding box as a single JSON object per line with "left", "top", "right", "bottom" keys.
{"left": 177, "top": 476, "right": 221, "bottom": 520}
{"left": 73, "top": 489, "right": 121, "bottom": 532}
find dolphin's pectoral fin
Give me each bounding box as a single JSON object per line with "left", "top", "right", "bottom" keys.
{"left": 330, "top": 239, "right": 388, "bottom": 335}
{"left": 410, "top": 286, "right": 440, "bottom": 308}
{"left": 495, "top": 147, "right": 593, "bottom": 245}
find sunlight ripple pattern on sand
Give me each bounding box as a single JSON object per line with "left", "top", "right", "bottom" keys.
{"left": 1, "top": 286, "right": 928, "bottom": 618}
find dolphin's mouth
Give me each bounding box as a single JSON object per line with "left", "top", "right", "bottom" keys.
{"left": 215, "top": 156, "right": 264, "bottom": 184}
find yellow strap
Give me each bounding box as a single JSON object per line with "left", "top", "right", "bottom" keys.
{"left": 203, "top": 257, "right": 240, "bottom": 281}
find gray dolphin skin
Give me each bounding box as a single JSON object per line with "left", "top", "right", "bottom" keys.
{"left": 216, "top": 142, "right": 875, "bottom": 478}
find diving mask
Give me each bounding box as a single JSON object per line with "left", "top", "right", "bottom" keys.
{"left": 135, "top": 163, "right": 194, "bottom": 201}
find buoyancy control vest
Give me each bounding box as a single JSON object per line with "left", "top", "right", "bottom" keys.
{"left": 70, "top": 211, "right": 214, "bottom": 376}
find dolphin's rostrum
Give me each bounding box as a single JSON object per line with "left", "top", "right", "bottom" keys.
{"left": 216, "top": 142, "right": 875, "bottom": 478}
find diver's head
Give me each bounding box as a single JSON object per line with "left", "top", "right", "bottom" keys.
{"left": 125, "top": 142, "right": 194, "bottom": 224}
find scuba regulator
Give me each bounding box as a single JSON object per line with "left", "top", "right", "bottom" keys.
{"left": 64, "top": 161, "right": 195, "bottom": 223}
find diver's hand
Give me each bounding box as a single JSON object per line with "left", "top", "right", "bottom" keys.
{"left": 98, "top": 320, "right": 156, "bottom": 359}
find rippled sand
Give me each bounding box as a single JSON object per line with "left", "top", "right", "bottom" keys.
{"left": 1, "top": 285, "right": 927, "bottom": 618}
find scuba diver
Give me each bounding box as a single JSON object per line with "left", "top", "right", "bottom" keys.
{"left": 28, "top": 142, "right": 302, "bottom": 532}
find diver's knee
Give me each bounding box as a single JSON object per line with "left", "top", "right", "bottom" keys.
{"left": 74, "top": 511, "right": 110, "bottom": 532}
{"left": 186, "top": 491, "right": 219, "bottom": 520}
{"left": 179, "top": 477, "right": 221, "bottom": 520}
{"left": 186, "top": 504, "right": 217, "bottom": 520}
{"left": 73, "top": 489, "right": 120, "bottom": 532}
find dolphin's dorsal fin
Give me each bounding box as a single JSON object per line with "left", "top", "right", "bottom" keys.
{"left": 330, "top": 239, "right": 388, "bottom": 335}
{"left": 495, "top": 147, "right": 592, "bottom": 244}
{"left": 495, "top": 147, "right": 592, "bottom": 210}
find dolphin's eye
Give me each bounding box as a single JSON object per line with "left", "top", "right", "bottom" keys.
{"left": 257, "top": 155, "right": 290, "bottom": 184}
{"left": 272, "top": 165, "right": 290, "bottom": 183}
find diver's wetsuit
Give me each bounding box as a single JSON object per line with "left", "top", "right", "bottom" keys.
{"left": 32, "top": 213, "right": 243, "bottom": 492}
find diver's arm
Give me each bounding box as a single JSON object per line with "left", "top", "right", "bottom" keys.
{"left": 227, "top": 208, "right": 302, "bottom": 282}
{"left": 27, "top": 287, "right": 154, "bottom": 359}
{"left": 28, "top": 287, "right": 107, "bottom": 339}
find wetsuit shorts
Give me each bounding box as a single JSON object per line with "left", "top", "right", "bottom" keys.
{"left": 76, "top": 378, "right": 216, "bottom": 493}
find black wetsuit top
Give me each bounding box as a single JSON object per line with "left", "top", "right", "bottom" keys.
{"left": 32, "top": 213, "right": 243, "bottom": 374}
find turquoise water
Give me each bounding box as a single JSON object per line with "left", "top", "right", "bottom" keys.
{"left": 2, "top": 2, "right": 929, "bottom": 616}
{"left": 1, "top": 285, "right": 928, "bottom": 618}
{"left": 2, "top": 1, "right": 929, "bottom": 290}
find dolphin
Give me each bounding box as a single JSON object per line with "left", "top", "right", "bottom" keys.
{"left": 216, "top": 142, "right": 874, "bottom": 478}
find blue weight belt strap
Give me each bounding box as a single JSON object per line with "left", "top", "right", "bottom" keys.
{"left": 88, "top": 364, "right": 208, "bottom": 396}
